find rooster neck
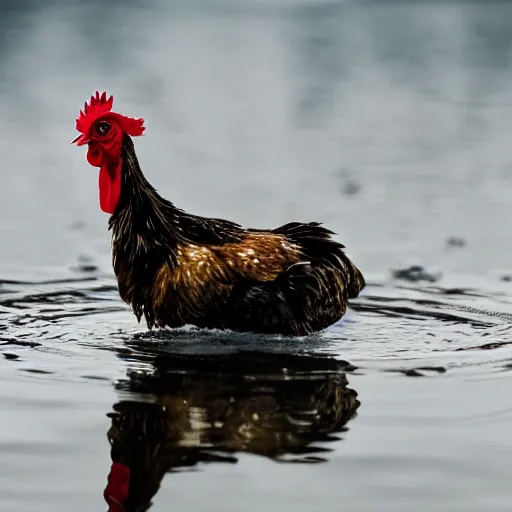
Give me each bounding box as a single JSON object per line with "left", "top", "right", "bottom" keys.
{"left": 116, "top": 134, "right": 179, "bottom": 220}
{"left": 109, "top": 134, "right": 183, "bottom": 272}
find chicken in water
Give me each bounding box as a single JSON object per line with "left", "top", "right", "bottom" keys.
{"left": 72, "top": 92, "right": 365, "bottom": 336}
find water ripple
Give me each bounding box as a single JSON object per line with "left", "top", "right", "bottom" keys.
{"left": 1, "top": 275, "right": 511, "bottom": 378}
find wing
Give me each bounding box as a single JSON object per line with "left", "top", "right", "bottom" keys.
{"left": 159, "top": 232, "right": 303, "bottom": 288}
{"left": 149, "top": 231, "right": 303, "bottom": 327}
{"left": 162, "top": 221, "right": 362, "bottom": 291}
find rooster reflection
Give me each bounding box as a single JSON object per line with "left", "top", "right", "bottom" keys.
{"left": 104, "top": 349, "right": 360, "bottom": 511}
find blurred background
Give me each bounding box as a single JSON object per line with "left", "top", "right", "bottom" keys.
{"left": 2, "top": 1, "right": 512, "bottom": 511}
{"left": 2, "top": 0, "right": 512, "bottom": 279}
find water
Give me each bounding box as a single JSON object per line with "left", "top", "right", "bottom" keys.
{"left": 1, "top": 0, "right": 512, "bottom": 510}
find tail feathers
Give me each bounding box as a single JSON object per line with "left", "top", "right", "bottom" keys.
{"left": 273, "top": 221, "right": 365, "bottom": 299}
{"left": 271, "top": 222, "right": 345, "bottom": 248}
{"left": 347, "top": 260, "right": 365, "bottom": 298}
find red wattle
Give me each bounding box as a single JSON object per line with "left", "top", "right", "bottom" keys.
{"left": 103, "top": 462, "right": 130, "bottom": 512}
{"left": 99, "top": 163, "right": 121, "bottom": 214}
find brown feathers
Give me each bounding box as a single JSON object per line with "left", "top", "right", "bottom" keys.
{"left": 174, "top": 234, "right": 302, "bottom": 285}
{"left": 148, "top": 235, "right": 304, "bottom": 327}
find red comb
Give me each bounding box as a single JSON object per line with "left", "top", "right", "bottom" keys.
{"left": 74, "top": 91, "right": 145, "bottom": 140}
{"left": 76, "top": 91, "right": 114, "bottom": 133}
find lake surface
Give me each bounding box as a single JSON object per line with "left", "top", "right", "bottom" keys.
{"left": 1, "top": 0, "right": 512, "bottom": 510}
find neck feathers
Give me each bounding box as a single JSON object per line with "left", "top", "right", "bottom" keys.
{"left": 109, "top": 135, "right": 183, "bottom": 270}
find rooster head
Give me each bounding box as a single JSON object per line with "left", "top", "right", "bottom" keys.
{"left": 72, "top": 91, "right": 145, "bottom": 214}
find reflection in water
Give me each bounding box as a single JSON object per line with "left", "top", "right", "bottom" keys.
{"left": 105, "top": 347, "right": 360, "bottom": 511}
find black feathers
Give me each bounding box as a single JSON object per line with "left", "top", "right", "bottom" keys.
{"left": 107, "top": 135, "right": 365, "bottom": 335}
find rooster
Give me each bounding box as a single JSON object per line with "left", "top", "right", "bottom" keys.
{"left": 72, "top": 92, "right": 365, "bottom": 336}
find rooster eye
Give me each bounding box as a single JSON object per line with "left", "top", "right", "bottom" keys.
{"left": 96, "top": 121, "right": 111, "bottom": 136}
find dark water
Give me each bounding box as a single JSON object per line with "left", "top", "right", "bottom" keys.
{"left": 1, "top": 0, "right": 512, "bottom": 510}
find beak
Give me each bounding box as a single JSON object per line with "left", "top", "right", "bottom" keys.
{"left": 71, "top": 134, "right": 90, "bottom": 146}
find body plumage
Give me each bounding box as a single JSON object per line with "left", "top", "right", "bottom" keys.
{"left": 73, "top": 92, "right": 365, "bottom": 336}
